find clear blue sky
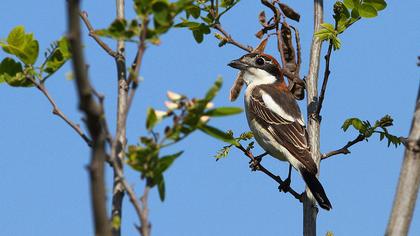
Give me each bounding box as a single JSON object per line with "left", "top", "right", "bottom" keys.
{"left": 1, "top": 1, "right": 419, "bottom": 235}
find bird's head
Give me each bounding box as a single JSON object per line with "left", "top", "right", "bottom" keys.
{"left": 228, "top": 53, "right": 284, "bottom": 87}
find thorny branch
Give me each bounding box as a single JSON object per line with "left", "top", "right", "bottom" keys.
{"left": 235, "top": 144, "right": 303, "bottom": 201}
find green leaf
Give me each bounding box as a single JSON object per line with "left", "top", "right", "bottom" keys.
{"left": 359, "top": 4, "right": 378, "bottom": 18}
{"left": 215, "top": 146, "right": 232, "bottom": 160}
{"left": 158, "top": 178, "right": 165, "bottom": 201}
{"left": 352, "top": 118, "right": 364, "bottom": 131}
{"left": 192, "top": 30, "right": 204, "bottom": 43}
{"left": 156, "top": 151, "right": 183, "bottom": 174}
{"left": 0, "top": 26, "right": 39, "bottom": 65}
{"left": 205, "top": 107, "right": 242, "bottom": 117}
{"left": 146, "top": 107, "right": 158, "bottom": 130}
{"left": 152, "top": 1, "right": 170, "bottom": 26}
{"left": 186, "top": 5, "right": 201, "bottom": 18}
{"left": 365, "top": 0, "right": 387, "bottom": 11}
{"left": 43, "top": 37, "right": 71, "bottom": 75}
{"left": 0, "top": 57, "right": 33, "bottom": 87}
{"left": 199, "top": 124, "right": 238, "bottom": 145}
{"left": 205, "top": 77, "right": 223, "bottom": 101}
{"left": 343, "top": 0, "right": 357, "bottom": 9}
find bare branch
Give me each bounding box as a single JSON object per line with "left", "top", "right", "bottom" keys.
{"left": 212, "top": 24, "right": 253, "bottom": 52}
{"left": 235, "top": 144, "right": 303, "bottom": 201}
{"left": 110, "top": 1, "right": 129, "bottom": 235}
{"left": 304, "top": 0, "right": 324, "bottom": 235}
{"left": 127, "top": 16, "right": 148, "bottom": 111}
{"left": 139, "top": 183, "right": 151, "bottom": 236}
{"left": 67, "top": 1, "right": 111, "bottom": 236}
{"left": 79, "top": 11, "right": 118, "bottom": 58}
{"left": 321, "top": 134, "right": 365, "bottom": 160}
{"left": 386, "top": 83, "right": 420, "bottom": 236}
{"left": 27, "top": 76, "right": 92, "bottom": 146}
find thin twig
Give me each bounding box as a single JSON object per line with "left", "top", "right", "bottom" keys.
{"left": 212, "top": 24, "right": 253, "bottom": 52}
{"left": 315, "top": 37, "right": 334, "bottom": 118}
{"left": 27, "top": 76, "right": 92, "bottom": 146}
{"left": 235, "top": 144, "right": 303, "bottom": 201}
{"left": 139, "top": 182, "right": 151, "bottom": 236}
{"left": 321, "top": 134, "right": 365, "bottom": 160}
{"left": 126, "top": 16, "right": 149, "bottom": 112}
{"left": 79, "top": 11, "right": 118, "bottom": 58}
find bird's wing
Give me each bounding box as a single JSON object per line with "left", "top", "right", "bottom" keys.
{"left": 249, "top": 85, "right": 317, "bottom": 174}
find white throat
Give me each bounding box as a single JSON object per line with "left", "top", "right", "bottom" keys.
{"left": 242, "top": 67, "right": 276, "bottom": 88}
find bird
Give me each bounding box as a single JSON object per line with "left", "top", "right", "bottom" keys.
{"left": 228, "top": 52, "right": 332, "bottom": 210}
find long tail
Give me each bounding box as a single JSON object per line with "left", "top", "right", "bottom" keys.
{"left": 300, "top": 168, "right": 332, "bottom": 211}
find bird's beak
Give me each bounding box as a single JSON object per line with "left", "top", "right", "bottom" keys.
{"left": 228, "top": 59, "right": 248, "bottom": 70}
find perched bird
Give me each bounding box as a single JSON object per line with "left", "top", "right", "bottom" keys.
{"left": 228, "top": 53, "right": 332, "bottom": 210}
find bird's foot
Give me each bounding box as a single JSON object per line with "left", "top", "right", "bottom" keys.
{"left": 278, "top": 177, "right": 291, "bottom": 193}
{"left": 249, "top": 152, "right": 267, "bottom": 171}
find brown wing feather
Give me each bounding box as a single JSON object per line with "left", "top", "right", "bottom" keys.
{"left": 249, "top": 86, "right": 317, "bottom": 174}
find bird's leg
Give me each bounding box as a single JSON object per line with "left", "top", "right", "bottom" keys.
{"left": 249, "top": 152, "right": 268, "bottom": 171}
{"left": 279, "top": 164, "right": 292, "bottom": 192}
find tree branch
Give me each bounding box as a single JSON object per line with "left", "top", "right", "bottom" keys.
{"left": 110, "top": 1, "right": 129, "bottom": 235}
{"left": 304, "top": 0, "right": 324, "bottom": 235}
{"left": 235, "top": 144, "right": 303, "bottom": 201}
{"left": 212, "top": 23, "right": 253, "bottom": 52}
{"left": 315, "top": 28, "right": 335, "bottom": 118}
{"left": 127, "top": 16, "right": 148, "bottom": 112}
{"left": 386, "top": 82, "right": 420, "bottom": 236}
{"left": 67, "top": 1, "right": 111, "bottom": 236}
{"left": 79, "top": 11, "right": 118, "bottom": 58}
{"left": 321, "top": 134, "right": 365, "bottom": 160}
{"left": 27, "top": 76, "right": 92, "bottom": 146}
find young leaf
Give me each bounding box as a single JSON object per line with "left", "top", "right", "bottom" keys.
{"left": 146, "top": 107, "right": 158, "bottom": 130}
{"left": 0, "top": 57, "right": 33, "bottom": 87}
{"left": 198, "top": 124, "right": 238, "bottom": 145}
{"left": 156, "top": 151, "right": 183, "bottom": 174}
{"left": 205, "top": 77, "right": 223, "bottom": 102}
{"left": 43, "top": 37, "right": 71, "bottom": 75}
{"left": 365, "top": 0, "right": 387, "bottom": 11}
{"left": 204, "top": 107, "right": 242, "bottom": 117}
{"left": 0, "top": 26, "right": 39, "bottom": 65}
{"left": 158, "top": 177, "right": 165, "bottom": 201}
{"left": 359, "top": 4, "right": 378, "bottom": 18}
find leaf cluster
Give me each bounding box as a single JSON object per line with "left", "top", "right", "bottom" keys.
{"left": 175, "top": 0, "right": 240, "bottom": 43}
{"left": 342, "top": 115, "right": 401, "bottom": 147}
{"left": 214, "top": 130, "right": 254, "bottom": 160}
{"left": 127, "top": 77, "right": 242, "bottom": 201}
{"left": 0, "top": 26, "right": 71, "bottom": 87}
{"left": 315, "top": 0, "right": 387, "bottom": 50}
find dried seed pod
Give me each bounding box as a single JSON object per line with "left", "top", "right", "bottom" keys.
{"left": 229, "top": 71, "right": 245, "bottom": 102}
{"left": 254, "top": 37, "right": 268, "bottom": 53}
{"left": 281, "top": 23, "right": 296, "bottom": 72}
{"left": 278, "top": 3, "right": 300, "bottom": 22}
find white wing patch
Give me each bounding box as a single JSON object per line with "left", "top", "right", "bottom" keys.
{"left": 261, "top": 91, "right": 295, "bottom": 122}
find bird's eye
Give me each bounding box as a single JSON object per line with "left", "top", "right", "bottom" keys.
{"left": 256, "top": 57, "right": 264, "bottom": 65}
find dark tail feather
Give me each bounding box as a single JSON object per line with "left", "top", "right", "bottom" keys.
{"left": 300, "top": 169, "right": 332, "bottom": 211}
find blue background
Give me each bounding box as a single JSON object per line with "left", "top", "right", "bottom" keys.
{"left": 0, "top": 1, "right": 419, "bottom": 235}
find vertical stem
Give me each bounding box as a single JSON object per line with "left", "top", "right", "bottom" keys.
{"left": 304, "top": 0, "right": 323, "bottom": 236}
{"left": 386, "top": 84, "right": 420, "bottom": 236}
{"left": 67, "top": 1, "right": 111, "bottom": 236}
{"left": 111, "top": 1, "right": 128, "bottom": 236}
